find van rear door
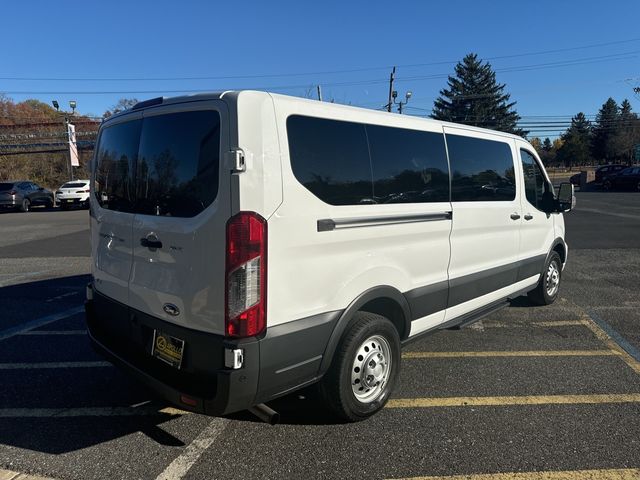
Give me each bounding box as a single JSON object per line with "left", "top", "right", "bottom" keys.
{"left": 92, "top": 111, "right": 143, "bottom": 305}
{"left": 128, "top": 101, "right": 230, "bottom": 336}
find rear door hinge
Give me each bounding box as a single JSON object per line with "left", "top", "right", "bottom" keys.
{"left": 229, "top": 149, "right": 245, "bottom": 173}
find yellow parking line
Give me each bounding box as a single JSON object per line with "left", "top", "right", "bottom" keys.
{"left": 533, "top": 320, "right": 588, "bottom": 327}
{"left": 481, "top": 320, "right": 588, "bottom": 329}
{"left": 581, "top": 316, "right": 640, "bottom": 376}
{"left": 386, "top": 393, "right": 640, "bottom": 409}
{"left": 402, "top": 350, "right": 617, "bottom": 359}
{"left": 390, "top": 468, "right": 640, "bottom": 480}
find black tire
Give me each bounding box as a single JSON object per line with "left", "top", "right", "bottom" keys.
{"left": 20, "top": 198, "right": 30, "bottom": 212}
{"left": 603, "top": 180, "right": 612, "bottom": 191}
{"left": 318, "top": 312, "right": 401, "bottom": 422}
{"left": 60, "top": 203, "right": 68, "bottom": 211}
{"left": 528, "top": 251, "right": 562, "bottom": 306}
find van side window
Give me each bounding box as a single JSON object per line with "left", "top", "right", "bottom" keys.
{"left": 367, "top": 125, "right": 449, "bottom": 203}
{"left": 94, "top": 120, "right": 142, "bottom": 213}
{"left": 446, "top": 134, "right": 516, "bottom": 202}
{"left": 136, "top": 111, "right": 221, "bottom": 217}
{"left": 520, "top": 149, "right": 547, "bottom": 210}
{"left": 287, "top": 116, "right": 373, "bottom": 205}
{"left": 287, "top": 115, "right": 451, "bottom": 205}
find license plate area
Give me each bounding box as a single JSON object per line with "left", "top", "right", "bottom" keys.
{"left": 151, "top": 330, "right": 185, "bottom": 369}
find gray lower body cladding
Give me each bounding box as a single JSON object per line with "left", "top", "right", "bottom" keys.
{"left": 85, "top": 254, "right": 548, "bottom": 415}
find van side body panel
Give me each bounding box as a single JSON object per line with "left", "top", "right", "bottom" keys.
{"left": 268, "top": 96, "right": 452, "bottom": 334}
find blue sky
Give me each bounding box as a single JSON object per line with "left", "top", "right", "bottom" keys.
{"left": 2, "top": 0, "right": 639, "bottom": 137}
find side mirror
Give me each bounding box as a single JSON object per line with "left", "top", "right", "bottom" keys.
{"left": 557, "top": 182, "right": 575, "bottom": 212}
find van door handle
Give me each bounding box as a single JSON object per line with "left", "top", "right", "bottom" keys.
{"left": 140, "top": 237, "right": 163, "bottom": 249}
{"left": 524, "top": 213, "right": 534, "bottom": 221}
{"left": 510, "top": 213, "right": 521, "bottom": 220}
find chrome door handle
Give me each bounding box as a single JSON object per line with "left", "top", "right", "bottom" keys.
{"left": 524, "top": 213, "right": 533, "bottom": 221}
{"left": 510, "top": 213, "right": 521, "bottom": 220}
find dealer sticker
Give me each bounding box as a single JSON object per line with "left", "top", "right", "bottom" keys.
{"left": 152, "top": 330, "right": 185, "bottom": 369}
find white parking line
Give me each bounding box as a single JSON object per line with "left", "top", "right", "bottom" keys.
{"left": 155, "top": 418, "right": 229, "bottom": 480}
{"left": 0, "top": 406, "right": 189, "bottom": 418}
{"left": 45, "top": 292, "right": 79, "bottom": 303}
{"left": 19, "top": 330, "right": 87, "bottom": 336}
{"left": 0, "top": 467, "right": 57, "bottom": 480}
{"left": 0, "top": 361, "right": 112, "bottom": 370}
{"left": 0, "top": 306, "right": 84, "bottom": 341}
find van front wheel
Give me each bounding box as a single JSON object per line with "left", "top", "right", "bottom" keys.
{"left": 527, "top": 251, "right": 562, "bottom": 306}
{"left": 319, "top": 312, "right": 400, "bottom": 422}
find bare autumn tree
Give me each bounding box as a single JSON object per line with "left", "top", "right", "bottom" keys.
{"left": 0, "top": 96, "right": 99, "bottom": 187}
{"left": 103, "top": 98, "right": 139, "bottom": 118}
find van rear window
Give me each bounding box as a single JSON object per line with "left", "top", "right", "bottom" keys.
{"left": 0, "top": 183, "right": 15, "bottom": 191}
{"left": 94, "top": 110, "right": 221, "bottom": 217}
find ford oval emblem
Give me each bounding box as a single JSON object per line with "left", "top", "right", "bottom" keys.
{"left": 163, "top": 303, "right": 180, "bottom": 316}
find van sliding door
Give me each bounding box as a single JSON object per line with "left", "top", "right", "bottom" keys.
{"left": 443, "top": 127, "right": 521, "bottom": 321}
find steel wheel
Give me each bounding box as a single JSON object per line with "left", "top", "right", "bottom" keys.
{"left": 545, "top": 260, "right": 560, "bottom": 297}
{"left": 350, "top": 335, "right": 392, "bottom": 404}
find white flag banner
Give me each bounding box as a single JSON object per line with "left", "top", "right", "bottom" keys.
{"left": 67, "top": 123, "right": 80, "bottom": 167}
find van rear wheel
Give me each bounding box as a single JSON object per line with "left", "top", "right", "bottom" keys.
{"left": 318, "top": 312, "right": 400, "bottom": 422}
{"left": 527, "top": 251, "right": 562, "bottom": 306}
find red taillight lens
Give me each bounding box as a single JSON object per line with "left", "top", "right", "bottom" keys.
{"left": 225, "top": 212, "right": 267, "bottom": 338}
{"left": 9, "top": 190, "right": 17, "bottom": 195}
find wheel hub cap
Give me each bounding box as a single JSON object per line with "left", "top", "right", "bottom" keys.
{"left": 351, "top": 335, "right": 392, "bottom": 403}
{"left": 546, "top": 261, "right": 560, "bottom": 296}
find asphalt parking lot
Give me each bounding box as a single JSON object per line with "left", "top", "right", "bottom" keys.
{"left": 0, "top": 193, "right": 639, "bottom": 480}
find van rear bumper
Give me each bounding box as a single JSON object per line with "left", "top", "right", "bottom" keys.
{"left": 85, "top": 288, "right": 260, "bottom": 416}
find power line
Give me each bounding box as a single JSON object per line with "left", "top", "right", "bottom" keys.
{"left": 2, "top": 37, "right": 639, "bottom": 82}
{"left": 0, "top": 51, "right": 637, "bottom": 96}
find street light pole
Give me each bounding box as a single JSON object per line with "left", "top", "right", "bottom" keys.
{"left": 393, "top": 90, "right": 412, "bottom": 114}
{"left": 52, "top": 100, "right": 77, "bottom": 181}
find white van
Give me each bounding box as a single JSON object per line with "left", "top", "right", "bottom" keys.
{"left": 85, "top": 91, "right": 574, "bottom": 421}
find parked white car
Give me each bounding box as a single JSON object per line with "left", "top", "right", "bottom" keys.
{"left": 56, "top": 180, "right": 90, "bottom": 209}
{"left": 86, "top": 91, "right": 575, "bottom": 422}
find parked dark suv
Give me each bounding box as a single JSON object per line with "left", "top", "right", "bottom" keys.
{"left": 0, "top": 181, "right": 54, "bottom": 212}
{"left": 602, "top": 167, "right": 640, "bottom": 191}
{"left": 595, "top": 164, "right": 625, "bottom": 183}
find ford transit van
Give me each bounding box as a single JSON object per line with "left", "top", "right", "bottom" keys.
{"left": 85, "top": 91, "right": 574, "bottom": 421}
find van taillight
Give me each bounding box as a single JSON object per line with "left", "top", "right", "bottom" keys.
{"left": 9, "top": 190, "right": 16, "bottom": 195}
{"left": 225, "top": 212, "right": 267, "bottom": 338}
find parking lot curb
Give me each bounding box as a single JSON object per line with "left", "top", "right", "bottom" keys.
{"left": 0, "top": 468, "right": 56, "bottom": 480}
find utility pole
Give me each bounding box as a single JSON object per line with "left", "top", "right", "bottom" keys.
{"left": 386, "top": 66, "right": 396, "bottom": 112}
{"left": 317, "top": 85, "right": 323, "bottom": 102}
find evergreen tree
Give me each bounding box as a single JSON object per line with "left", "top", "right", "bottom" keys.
{"left": 612, "top": 99, "right": 640, "bottom": 163}
{"left": 540, "top": 137, "right": 556, "bottom": 165}
{"left": 557, "top": 113, "right": 592, "bottom": 168}
{"left": 431, "top": 53, "right": 525, "bottom": 136}
{"left": 591, "top": 97, "right": 619, "bottom": 162}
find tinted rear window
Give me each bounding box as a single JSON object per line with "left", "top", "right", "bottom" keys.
{"left": 0, "top": 183, "right": 15, "bottom": 191}
{"left": 62, "top": 182, "right": 88, "bottom": 188}
{"left": 446, "top": 134, "right": 516, "bottom": 202}
{"left": 136, "top": 111, "right": 220, "bottom": 217}
{"left": 93, "top": 110, "right": 221, "bottom": 217}
{"left": 94, "top": 119, "right": 142, "bottom": 213}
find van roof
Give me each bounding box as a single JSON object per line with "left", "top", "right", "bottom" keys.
{"left": 108, "top": 90, "right": 525, "bottom": 141}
